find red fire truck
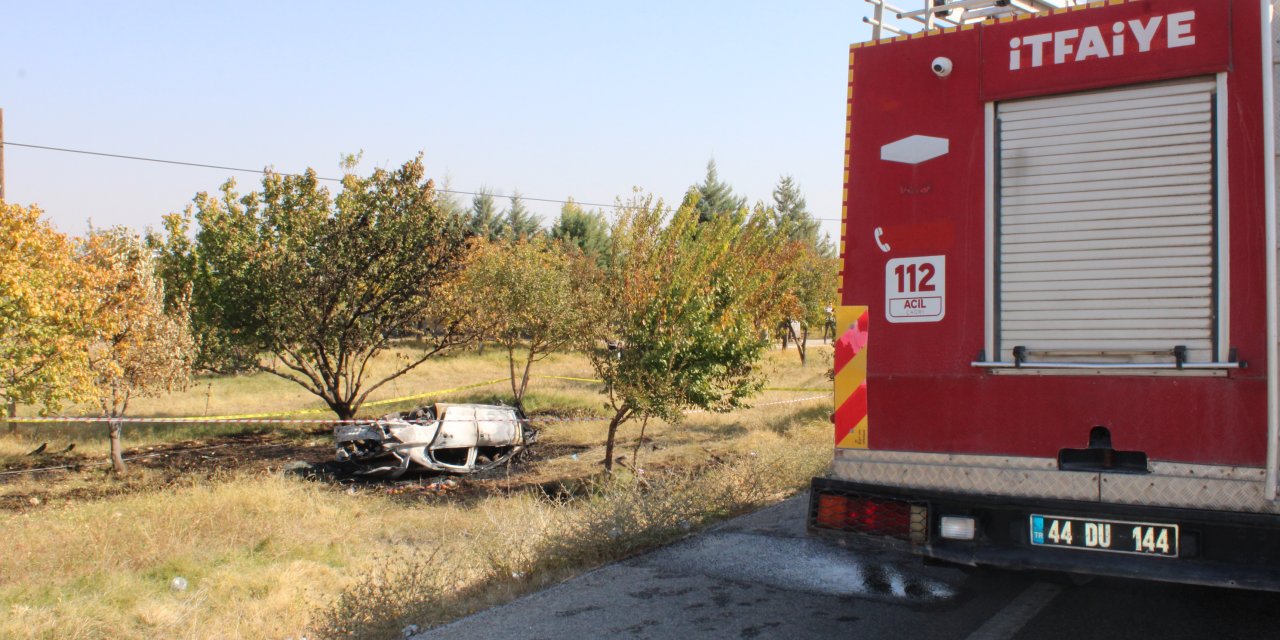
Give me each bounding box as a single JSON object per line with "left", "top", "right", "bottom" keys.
{"left": 809, "top": 0, "right": 1280, "bottom": 590}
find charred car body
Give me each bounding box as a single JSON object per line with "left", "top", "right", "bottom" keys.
{"left": 335, "top": 403, "right": 536, "bottom": 477}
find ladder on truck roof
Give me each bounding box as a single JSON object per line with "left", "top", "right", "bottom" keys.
{"left": 862, "top": 0, "right": 1080, "bottom": 40}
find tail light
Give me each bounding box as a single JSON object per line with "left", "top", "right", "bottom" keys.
{"left": 813, "top": 492, "right": 927, "bottom": 543}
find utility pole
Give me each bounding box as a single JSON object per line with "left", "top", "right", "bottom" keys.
{"left": 1, "top": 110, "right": 6, "bottom": 434}
{"left": 0, "top": 108, "right": 5, "bottom": 202}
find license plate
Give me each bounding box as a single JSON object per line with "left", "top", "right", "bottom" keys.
{"left": 1029, "top": 514, "right": 1178, "bottom": 558}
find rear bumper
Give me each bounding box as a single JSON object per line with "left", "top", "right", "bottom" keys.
{"left": 809, "top": 476, "right": 1280, "bottom": 591}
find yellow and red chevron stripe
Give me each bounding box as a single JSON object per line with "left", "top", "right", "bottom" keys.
{"left": 833, "top": 305, "right": 869, "bottom": 449}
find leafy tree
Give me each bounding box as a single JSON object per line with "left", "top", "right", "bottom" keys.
{"left": 690, "top": 159, "right": 746, "bottom": 223}
{"left": 592, "top": 193, "right": 787, "bottom": 472}
{"left": 0, "top": 203, "right": 94, "bottom": 433}
{"left": 469, "top": 188, "right": 503, "bottom": 240}
{"left": 191, "top": 155, "right": 474, "bottom": 420}
{"left": 81, "top": 227, "right": 194, "bottom": 473}
{"left": 772, "top": 241, "right": 840, "bottom": 365}
{"left": 455, "top": 236, "right": 601, "bottom": 409}
{"left": 148, "top": 208, "right": 255, "bottom": 373}
{"left": 146, "top": 210, "right": 195, "bottom": 315}
{"left": 549, "top": 198, "right": 610, "bottom": 265}
{"left": 503, "top": 191, "right": 541, "bottom": 239}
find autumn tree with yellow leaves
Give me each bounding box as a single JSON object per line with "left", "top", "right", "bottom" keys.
{"left": 0, "top": 203, "right": 95, "bottom": 434}
{"left": 80, "top": 227, "right": 194, "bottom": 473}
{"left": 772, "top": 241, "right": 839, "bottom": 365}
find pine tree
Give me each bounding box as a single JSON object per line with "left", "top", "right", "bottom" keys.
{"left": 691, "top": 159, "right": 746, "bottom": 223}
{"left": 470, "top": 188, "right": 502, "bottom": 240}
{"left": 550, "top": 198, "right": 610, "bottom": 264}
{"left": 503, "top": 191, "right": 541, "bottom": 239}
{"left": 436, "top": 176, "right": 470, "bottom": 220}
{"left": 772, "top": 175, "right": 834, "bottom": 257}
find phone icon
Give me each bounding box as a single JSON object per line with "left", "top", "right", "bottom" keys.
{"left": 874, "top": 227, "right": 891, "bottom": 253}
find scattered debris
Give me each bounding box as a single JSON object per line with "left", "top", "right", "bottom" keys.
{"left": 335, "top": 403, "right": 537, "bottom": 478}
{"left": 170, "top": 576, "right": 188, "bottom": 592}
{"left": 280, "top": 460, "right": 315, "bottom": 475}
{"left": 401, "top": 624, "right": 420, "bottom": 638}
{"left": 385, "top": 478, "right": 458, "bottom": 497}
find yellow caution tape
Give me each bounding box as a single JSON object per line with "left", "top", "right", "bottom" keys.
{"left": 200, "top": 377, "right": 510, "bottom": 420}
{"left": 536, "top": 375, "right": 826, "bottom": 393}
{"left": 28, "top": 375, "right": 826, "bottom": 423}
{"left": 537, "top": 375, "right": 604, "bottom": 383}
{"left": 198, "top": 407, "right": 329, "bottom": 420}
{"left": 362, "top": 377, "right": 509, "bottom": 408}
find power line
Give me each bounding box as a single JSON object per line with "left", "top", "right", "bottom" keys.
{"left": 1, "top": 141, "right": 620, "bottom": 210}
{"left": 0, "top": 140, "right": 844, "bottom": 222}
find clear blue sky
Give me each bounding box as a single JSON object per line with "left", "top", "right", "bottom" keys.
{"left": 1, "top": 1, "right": 876, "bottom": 240}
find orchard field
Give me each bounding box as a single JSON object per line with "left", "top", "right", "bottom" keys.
{"left": 2, "top": 150, "right": 839, "bottom": 639}
{"left": 0, "top": 345, "right": 833, "bottom": 640}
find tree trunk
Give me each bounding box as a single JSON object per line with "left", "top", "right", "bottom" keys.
{"left": 329, "top": 400, "right": 357, "bottom": 421}
{"left": 789, "top": 323, "right": 807, "bottom": 365}
{"left": 604, "top": 410, "right": 627, "bottom": 473}
{"left": 108, "top": 420, "right": 127, "bottom": 475}
{"left": 631, "top": 417, "right": 650, "bottom": 471}
{"left": 517, "top": 356, "right": 533, "bottom": 409}
{"left": 507, "top": 347, "right": 520, "bottom": 403}
{"left": 5, "top": 398, "right": 15, "bottom": 436}
{"left": 507, "top": 346, "right": 536, "bottom": 411}
{"left": 796, "top": 324, "right": 808, "bottom": 365}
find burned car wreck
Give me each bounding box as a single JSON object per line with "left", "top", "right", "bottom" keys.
{"left": 335, "top": 403, "right": 536, "bottom": 477}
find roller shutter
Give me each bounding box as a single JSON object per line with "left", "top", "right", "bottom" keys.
{"left": 997, "top": 78, "right": 1217, "bottom": 364}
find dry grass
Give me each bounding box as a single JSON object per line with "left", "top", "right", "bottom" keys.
{"left": 11, "top": 345, "right": 599, "bottom": 422}
{"left": 2, "top": 347, "right": 608, "bottom": 467}
{"left": 316, "top": 435, "right": 829, "bottom": 640}
{"left": 1, "top": 345, "right": 834, "bottom": 639}
{"left": 3, "top": 343, "right": 828, "bottom": 464}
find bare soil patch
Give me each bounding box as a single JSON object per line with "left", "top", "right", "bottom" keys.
{"left": 0, "top": 424, "right": 607, "bottom": 513}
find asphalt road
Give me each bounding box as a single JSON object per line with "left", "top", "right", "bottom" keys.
{"left": 418, "top": 494, "right": 1280, "bottom": 640}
